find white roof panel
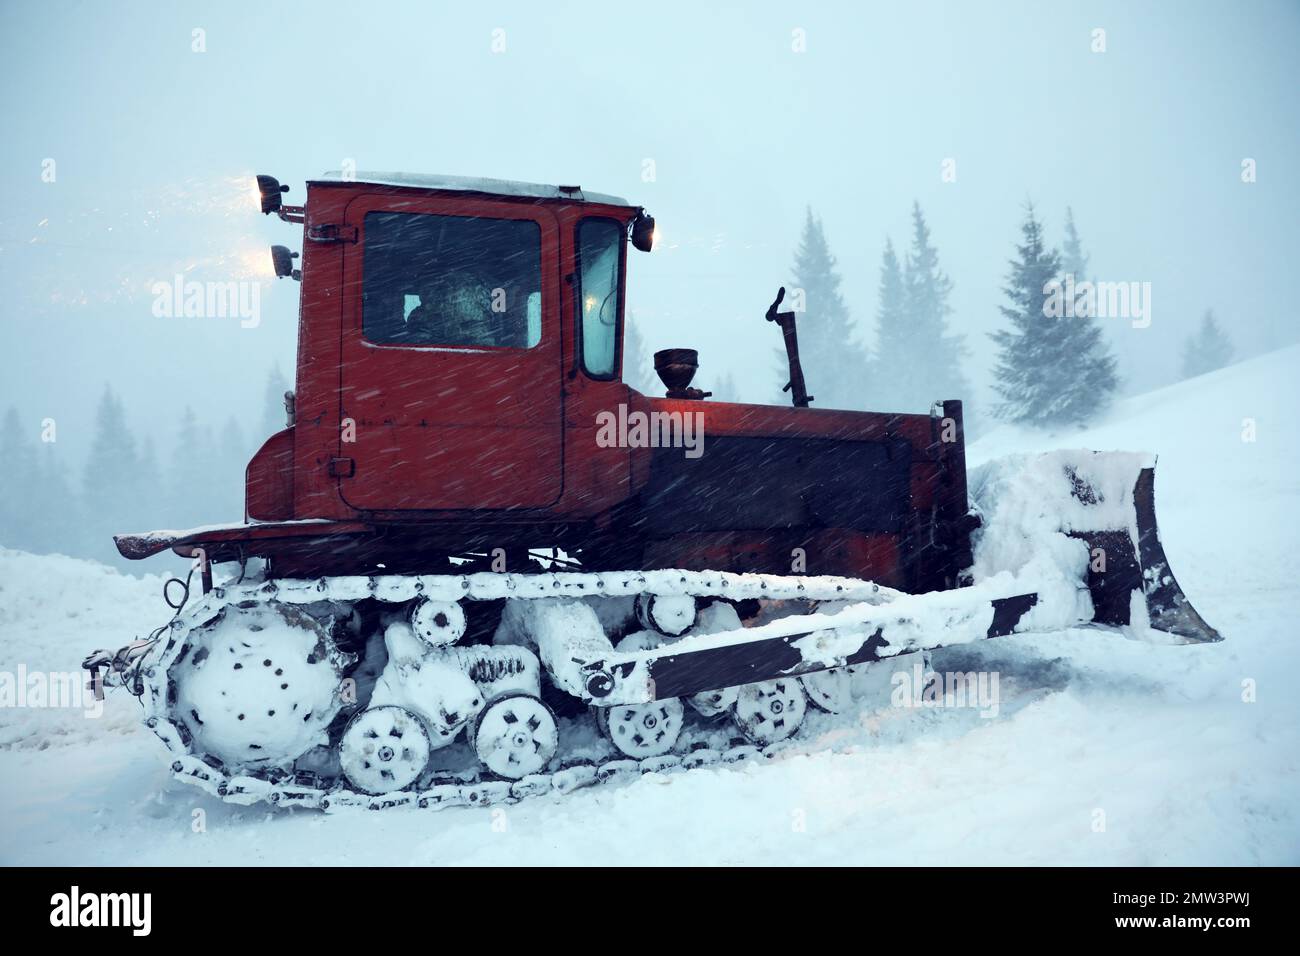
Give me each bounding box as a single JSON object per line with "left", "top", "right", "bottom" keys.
{"left": 310, "top": 171, "right": 630, "bottom": 206}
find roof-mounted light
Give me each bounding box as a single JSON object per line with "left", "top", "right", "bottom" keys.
{"left": 270, "top": 245, "right": 301, "bottom": 281}
{"left": 256, "top": 174, "right": 288, "bottom": 215}
{"left": 630, "top": 209, "right": 656, "bottom": 252}
{"left": 256, "top": 174, "right": 305, "bottom": 223}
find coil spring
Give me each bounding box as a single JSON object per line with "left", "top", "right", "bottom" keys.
{"left": 466, "top": 656, "right": 527, "bottom": 684}
{"left": 455, "top": 646, "right": 533, "bottom": 685}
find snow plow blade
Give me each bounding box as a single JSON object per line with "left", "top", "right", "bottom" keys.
{"left": 972, "top": 452, "right": 1222, "bottom": 645}
{"left": 1073, "top": 466, "right": 1222, "bottom": 643}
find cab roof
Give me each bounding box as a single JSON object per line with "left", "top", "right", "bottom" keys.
{"left": 309, "top": 171, "right": 630, "bottom": 206}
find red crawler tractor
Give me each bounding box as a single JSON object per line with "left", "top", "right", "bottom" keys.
{"left": 86, "top": 172, "right": 1219, "bottom": 809}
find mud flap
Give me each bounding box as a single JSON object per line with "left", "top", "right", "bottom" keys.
{"left": 1070, "top": 467, "right": 1221, "bottom": 643}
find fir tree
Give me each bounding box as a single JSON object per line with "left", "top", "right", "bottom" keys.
{"left": 990, "top": 204, "right": 1118, "bottom": 426}
{"left": 219, "top": 417, "right": 249, "bottom": 519}
{"left": 1181, "top": 309, "right": 1235, "bottom": 379}
{"left": 774, "top": 208, "right": 868, "bottom": 409}
{"left": 81, "top": 386, "right": 141, "bottom": 563}
{"left": 1051, "top": 242, "right": 1119, "bottom": 421}
{"left": 32, "top": 442, "right": 81, "bottom": 557}
{"left": 873, "top": 205, "right": 969, "bottom": 412}
{"left": 1061, "top": 206, "right": 1090, "bottom": 284}
{"left": 869, "top": 238, "right": 907, "bottom": 410}
{"left": 220, "top": 417, "right": 246, "bottom": 464}
{"left": 1064, "top": 205, "right": 1123, "bottom": 395}
{"left": 198, "top": 422, "right": 221, "bottom": 519}
{"left": 169, "top": 407, "right": 210, "bottom": 527}
{"left": 622, "top": 311, "right": 656, "bottom": 394}
{"left": 0, "top": 408, "right": 38, "bottom": 551}
{"left": 262, "top": 363, "right": 290, "bottom": 440}
{"left": 904, "top": 203, "right": 969, "bottom": 407}
{"left": 711, "top": 370, "right": 740, "bottom": 403}
{"left": 133, "top": 436, "right": 163, "bottom": 533}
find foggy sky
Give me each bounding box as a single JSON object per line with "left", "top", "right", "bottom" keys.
{"left": 2, "top": 0, "right": 1297, "bottom": 471}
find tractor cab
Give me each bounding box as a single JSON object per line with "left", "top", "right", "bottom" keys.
{"left": 260, "top": 172, "right": 654, "bottom": 527}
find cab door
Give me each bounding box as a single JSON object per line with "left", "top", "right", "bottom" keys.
{"left": 337, "top": 192, "right": 563, "bottom": 511}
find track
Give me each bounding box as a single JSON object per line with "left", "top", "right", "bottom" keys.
{"left": 102, "top": 567, "right": 952, "bottom": 811}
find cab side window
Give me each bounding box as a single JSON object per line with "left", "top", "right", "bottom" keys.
{"left": 576, "top": 218, "right": 623, "bottom": 377}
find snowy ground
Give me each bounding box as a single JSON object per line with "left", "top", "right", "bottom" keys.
{"left": 2, "top": 347, "right": 1298, "bottom": 866}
